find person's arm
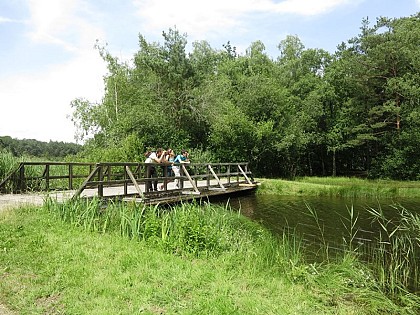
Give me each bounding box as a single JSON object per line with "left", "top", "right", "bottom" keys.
{"left": 181, "top": 154, "right": 190, "bottom": 163}
{"left": 151, "top": 151, "right": 167, "bottom": 163}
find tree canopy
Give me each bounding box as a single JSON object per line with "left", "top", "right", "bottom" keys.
{"left": 71, "top": 14, "right": 420, "bottom": 179}
{"left": 0, "top": 136, "right": 82, "bottom": 158}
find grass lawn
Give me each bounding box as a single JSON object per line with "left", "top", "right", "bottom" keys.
{"left": 1, "top": 201, "right": 417, "bottom": 314}
{"left": 257, "top": 176, "right": 420, "bottom": 198}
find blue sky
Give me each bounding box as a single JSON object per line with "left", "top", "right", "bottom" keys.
{"left": 1, "top": 0, "right": 419, "bottom": 143}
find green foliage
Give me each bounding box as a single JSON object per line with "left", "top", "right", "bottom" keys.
{"left": 0, "top": 149, "right": 19, "bottom": 180}
{"left": 209, "top": 102, "right": 257, "bottom": 162}
{"left": 0, "top": 136, "right": 81, "bottom": 158}
{"left": 45, "top": 198, "right": 277, "bottom": 260}
{"left": 187, "top": 147, "right": 218, "bottom": 163}
{"left": 365, "top": 206, "right": 420, "bottom": 299}
{"left": 257, "top": 177, "right": 420, "bottom": 198}
{"left": 2, "top": 201, "right": 419, "bottom": 314}
{"left": 69, "top": 14, "right": 420, "bottom": 180}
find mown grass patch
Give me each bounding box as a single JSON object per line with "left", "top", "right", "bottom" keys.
{"left": 257, "top": 177, "right": 420, "bottom": 198}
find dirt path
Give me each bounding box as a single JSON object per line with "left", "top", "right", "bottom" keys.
{"left": 0, "top": 190, "right": 76, "bottom": 213}
{"left": 0, "top": 193, "right": 45, "bottom": 212}
{"left": 0, "top": 304, "right": 14, "bottom": 315}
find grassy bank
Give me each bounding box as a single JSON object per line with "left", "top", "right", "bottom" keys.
{"left": 257, "top": 177, "right": 420, "bottom": 198}
{"left": 1, "top": 200, "right": 419, "bottom": 314}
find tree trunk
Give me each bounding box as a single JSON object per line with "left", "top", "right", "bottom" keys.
{"left": 308, "top": 153, "right": 313, "bottom": 176}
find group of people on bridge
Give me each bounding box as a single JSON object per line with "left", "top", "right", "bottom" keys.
{"left": 144, "top": 148, "right": 190, "bottom": 192}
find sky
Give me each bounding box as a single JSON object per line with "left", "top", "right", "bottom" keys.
{"left": 1, "top": 0, "right": 419, "bottom": 144}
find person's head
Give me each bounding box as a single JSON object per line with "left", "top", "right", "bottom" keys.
{"left": 144, "top": 150, "right": 151, "bottom": 158}
{"left": 167, "top": 148, "right": 175, "bottom": 156}
{"left": 156, "top": 148, "right": 164, "bottom": 157}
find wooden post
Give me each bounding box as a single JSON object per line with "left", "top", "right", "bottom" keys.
{"left": 19, "top": 163, "right": 25, "bottom": 192}
{"left": 107, "top": 165, "right": 111, "bottom": 183}
{"left": 124, "top": 165, "right": 128, "bottom": 195}
{"left": 238, "top": 164, "right": 253, "bottom": 185}
{"left": 206, "top": 164, "right": 210, "bottom": 188}
{"left": 194, "top": 165, "right": 198, "bottom": 188}
{"left": 181, "top": 164, "right": 200, "bottom": 194}
{"left": 45, "top": 164, "right": 50, "bottom": 191}
{"left": 69, "top": 164, "right": 73, "bottom": 190}
{"left": 179, "top": 164, "right": 184, "bottom": 190}
{"left": 72, "top": 166, "right": 100, "bottom": 199}
{"left": 97, "top": 164, "right": 103, "bottom": 197}
{"left": 163, "top": 164, "right": 168, "bottom": 190}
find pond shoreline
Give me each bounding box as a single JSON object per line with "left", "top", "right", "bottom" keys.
{"left": 256, "top": 177, "right": 420, "bottom": 198}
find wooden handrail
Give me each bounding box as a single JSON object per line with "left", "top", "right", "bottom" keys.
{"left": 1, "top": 161, "right": 254, "bottom": 197}
{"left": 125, "top": 166, "right": 145, "bottom": 199}
{"left": 181, "top": 164, "right": 200, "bottom": 194}
{"left": 73, "top": 165, "right": 100, "bottom": 198}
{"left": 207, "top": 165, "right": 226, "bottom": 190}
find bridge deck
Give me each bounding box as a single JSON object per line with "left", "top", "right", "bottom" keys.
{"left": 0, "top": 162, "right": 257, "bottom": 209}
{"left": 0, "top": 179, "right": 257, "bottom": 210}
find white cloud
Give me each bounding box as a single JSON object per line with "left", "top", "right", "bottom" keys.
{"left": 0, "top": 16, "right": 26, "bottom": 24}
{"left": 133, "top": 0, "right": 353, "bottom": 41}
{"left": 0, "top": 0, "right": 108, "bottom": 142}
{"left": 267, "top": 0, "right": 353, "bottom": 15}
{"left": 26, "top": 0, "right": 104, "bottom": 51}
{"left": 0, "top": 48, "right": 106, "bottom": 143}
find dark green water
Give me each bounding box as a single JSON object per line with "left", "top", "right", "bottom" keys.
{"left": 226, "top": 194, "right": 420, "bottom": 255}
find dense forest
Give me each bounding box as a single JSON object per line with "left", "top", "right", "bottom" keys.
{"left": 70, "top": 13, "right": 420, "bottom": 179}
{"left": 0, "top": 136, "right": 82, "bottom": 158}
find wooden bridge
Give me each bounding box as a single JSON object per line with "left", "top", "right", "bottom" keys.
{"left": 0, "top": 161, "right": 258, "bottom": 207}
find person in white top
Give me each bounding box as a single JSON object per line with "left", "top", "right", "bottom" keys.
{"left": 144, "top": 148, "right": 166, "bottom": 191}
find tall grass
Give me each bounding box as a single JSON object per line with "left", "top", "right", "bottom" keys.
{"left": 305, "top": 202, "right": 420, "bottom": 302}
{"left": 0, "top": 149, "right": 19, "bottom": 181}
{"left": 365, "top": 205, "right": 420, "bottom": 298}
{"left": 43, "top": 198, "right": 303, "bottom": 273}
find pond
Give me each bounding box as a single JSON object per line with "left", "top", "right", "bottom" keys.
{"left": 224, "top": 193, "right": 420, "bottom": 258}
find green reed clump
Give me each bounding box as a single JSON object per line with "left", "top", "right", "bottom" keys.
{"left": 44, "top": 198, "right": 302, "bottom": 271}
{"left": 0, "top": 149, "right": 19, "bottom": 181}
{"left": 260, "top": 176, "right": 420, "bottom": 303}
{"left": 365, "top": 205, "right": 420, "bottom": 299}
{"left": 305, "top": 202, "right": 420, "bottom": 308}
{"left": 45, "top": 199, "right": 270, "bottom": 256}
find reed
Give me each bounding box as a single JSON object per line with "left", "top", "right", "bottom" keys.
{"left": 305, "top": 202, "right": 330, "bottom": 261}
{"left": 340, "top": 205, "right": 360, "bottom": 253}
{"left": 305, "top": 201, "right": 420, "bottom": 302}
{"left": 44, "top": 198, "right": 303, "bottom": 271}
{"left": 364, "top": 205, "right": 420, "bottom": 298}
{"left": 0, "top": 149, "right": 19, "bottom": 181}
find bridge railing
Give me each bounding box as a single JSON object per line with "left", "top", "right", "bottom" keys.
{"left": 0, "top": 162, "right": 97, "bottom": 193}
{"left": 0, "top": 161, "right": 255, "bottom": 198}
{"left": 73, "top": 162, "right": 255, "bottom": 199}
